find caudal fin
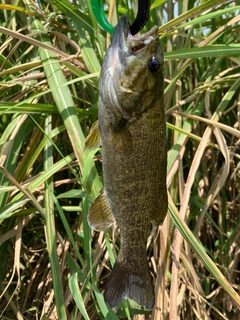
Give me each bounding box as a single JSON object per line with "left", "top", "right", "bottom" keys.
{"left": 104, "top": 258, "right": 154, "bottom": 309}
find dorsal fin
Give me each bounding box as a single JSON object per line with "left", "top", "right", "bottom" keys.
{"left": 84, "top": 120, "right": 101, "bottom": 151}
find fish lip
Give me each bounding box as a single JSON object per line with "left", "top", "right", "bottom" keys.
{"left": 110, "top": 15, "right": 130, "bottom": 64}
{"left": 115, "top": 14, "right": 130, "bottom": 38}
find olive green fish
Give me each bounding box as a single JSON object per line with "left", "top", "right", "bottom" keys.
{"left": 85, "top": 15, "right": 167, "bottom": 309}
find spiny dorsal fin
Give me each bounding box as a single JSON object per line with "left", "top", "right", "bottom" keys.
{"left": 84, "top": 120, "right": 101, "bottom": 151}
{"left": 88, "top": 189, "right": 115, "bottom": 231}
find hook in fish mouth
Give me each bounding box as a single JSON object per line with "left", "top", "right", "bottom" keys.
{"left": 129, "top": 0, "right": 151, "bottom": 35}
{"left": 111, "top": 15, "right": 159, "bottom": 63}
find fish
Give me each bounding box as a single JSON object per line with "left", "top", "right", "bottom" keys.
{"left": 85, "top": 14, "right": 167, "bottom": 309}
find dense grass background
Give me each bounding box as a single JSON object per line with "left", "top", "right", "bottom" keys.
{"left": 0, "top": 0, "right": 239, "bottom": 319}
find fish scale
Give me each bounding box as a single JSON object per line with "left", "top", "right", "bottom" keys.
{"left": 85, "top": 14, "right": 167, "bottom": 309}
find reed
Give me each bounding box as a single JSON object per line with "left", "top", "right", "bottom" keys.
{"left": 0, "top": 0, "right": 239, "bottom": 319}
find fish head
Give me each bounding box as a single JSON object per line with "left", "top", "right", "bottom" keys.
{"left": 100, "top": 15, "right": 164, "bottom": 121}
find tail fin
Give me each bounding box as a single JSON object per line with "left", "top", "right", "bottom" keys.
{"left": 104, "top": 258, "right": 154, "bottom": 309}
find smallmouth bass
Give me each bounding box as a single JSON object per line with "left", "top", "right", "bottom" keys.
{"left": 85, "top": 15, "right": 167, "bottom": 309}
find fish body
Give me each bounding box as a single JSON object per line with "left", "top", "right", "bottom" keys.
{"left": 86, "top": 15, "right": 167, "bottom": 309}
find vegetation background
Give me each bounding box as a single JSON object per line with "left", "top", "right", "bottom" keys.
{"left": 0, "top": 0, "right": 239, "bottom": 319}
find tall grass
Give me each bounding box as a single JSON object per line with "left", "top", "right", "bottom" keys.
{"left": 0, "top": 0, "right": 239, "bottom": 319}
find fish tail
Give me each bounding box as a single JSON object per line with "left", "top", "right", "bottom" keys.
{"left": 104, "top": 257, "right": 154, "bottom": 309}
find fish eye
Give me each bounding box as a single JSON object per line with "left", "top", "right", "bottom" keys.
{"left": 148, "top": 57, "right": 161, "bottom": 73}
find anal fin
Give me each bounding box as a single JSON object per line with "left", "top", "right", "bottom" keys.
{"left": 88, "top": 189, "right": 115, "bottom": 231}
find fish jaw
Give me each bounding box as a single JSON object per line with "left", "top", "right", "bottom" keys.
{"left": 106, "top": 14, "right": 161, "bottom": 74}
{"left": 107, "top": 15, "right": 129, "bottom": 69}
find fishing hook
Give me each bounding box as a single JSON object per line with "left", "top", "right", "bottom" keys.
{"left": 90, "top": 0, "right": 151, "bottom": 35}
{"left": 129, "top": 0, "right": 151, "bottom": 35}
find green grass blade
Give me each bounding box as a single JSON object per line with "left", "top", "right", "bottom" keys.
{"left": 165, "top": 45, "right": 240, "bottom": 60}
{"left": 69, "top": 273, "right": 90, "bottom": 320}
{"left": 44, "top": 115, "right": 67, "bottom": 319}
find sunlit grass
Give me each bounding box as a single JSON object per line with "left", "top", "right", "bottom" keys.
{"left": 0, "top": 0, "right": 239, "bottom": 319}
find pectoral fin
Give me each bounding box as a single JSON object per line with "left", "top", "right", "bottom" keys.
{"left": 113, "top": 127, "right": 133, "bottom": 152}
{"left": 111, "top": 118, "right": 133, "bottom": 152}
{"left": 84, "top": 120, "right": 101, "bottom": 151}
{"left": 152, "top": 188, "right": 168, "bottom": 225}
{"left": 88, "top": 189, "right": 115, "bottom": 231}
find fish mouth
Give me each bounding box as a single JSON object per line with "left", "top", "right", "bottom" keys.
{"left": 111, "top": 15, "right": 159, "bottom": 62}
